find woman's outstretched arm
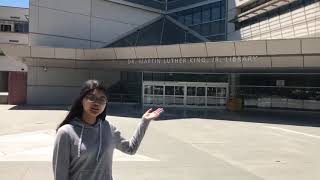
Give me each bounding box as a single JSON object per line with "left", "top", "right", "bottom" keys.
{"left": 111, "top": 108, "right": 164, "bottom": 155}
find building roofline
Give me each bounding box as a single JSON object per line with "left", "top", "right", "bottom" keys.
{"left": 105, "top": 0, "right": 164, "bottom": 14}
{"left": 0, "top": 5, "right": 29, "bottom": 10}
{"left": 2, "top": 38, "right": 320, "bottom": 72}
{"left": 1, "top": 37, "right": 320, "bottom": 59}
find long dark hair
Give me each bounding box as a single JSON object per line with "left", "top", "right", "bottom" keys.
{"left": 56, "top": 79, "right": 108, "bottom": 131}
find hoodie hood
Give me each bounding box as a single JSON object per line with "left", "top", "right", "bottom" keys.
{"left": 70, "top": 117, "right": 103, "bottom": 161}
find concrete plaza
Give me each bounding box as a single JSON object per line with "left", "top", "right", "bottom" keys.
{"left": 0, "top": 104, "right": 319, "bottom": 180}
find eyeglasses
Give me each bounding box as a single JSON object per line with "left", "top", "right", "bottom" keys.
{"left": 85, "top": 94, "right": 108, "bottom": 105}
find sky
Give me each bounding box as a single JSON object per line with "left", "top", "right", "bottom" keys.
{"left": 0, "top": 0, "right": 29, "bottom": 8}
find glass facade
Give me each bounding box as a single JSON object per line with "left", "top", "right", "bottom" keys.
{"left": 143, "top": 81, "right": 228, "bottom": 107}
{"left": 107, "top": 72, "right": 142, "bottom": 103}
{"left": 166, "top": 0, "right": 211, "bottom": 10}
{"left": 170, "top": 1, "right": 226, "bottom": 41}
{"left": 106, "top": 72, "right": 320, "bottom": 110}
{"left": 107, "top": 0, "right": 226, "bottom": 47}
{"left": 107, "top": 17, "right": 203, "bottom": 47}
{"left": 121, "top": 0, "right": 166, "bottom": 10}
{"left": 121, "top": 0, "right": 209, "bottom": 10}
{"left": 139, "top": 73, "right": 320, "bottom": 110}
{"left": 14, "top": 22, "right": 29, "bottom": 33}
{"left": 143, "top": 73, "right": 228, "bottom": 82}
{"left": 239, "top": 74, "right": 320, "bottom": 110}
{"left": 142, "top": 73, "right": 229, "bottom": 107}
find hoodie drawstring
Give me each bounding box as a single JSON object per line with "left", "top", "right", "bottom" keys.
{"left": 78, "top": 124, "right": 84, "bottom": 158}
{"left": 77, "top": 120, "right": 102, "bottom": 161}
{"left": 96, "top": 121, "right": 102, "bottom": 161}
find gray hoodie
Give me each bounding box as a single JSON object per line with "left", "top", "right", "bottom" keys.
{"left": 52, "top": 117, "right": 150, "bottom": 180}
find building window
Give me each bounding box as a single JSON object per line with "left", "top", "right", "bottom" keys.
{"left": 23, "top": 23, "right": 29, "bottom": 32}
{"left": 108, "top": 1, "right": 227, "bottom": 47}
{"left": 171, "top": 0, "right": 227, "bottom": 42}
{"left": 211, "top": 2, "right": 222, "bottom": 20}
{"left": 192, "top": 7, "right": 202, "bottom": 25}
{"left": 14, "top": 23, "right": 28, "bottom": 33}
{"left": 0, "top": 24, "right": 12, "bottom": 32}
{"left": 14, "top": 24, "right": 22, "bottom": 32}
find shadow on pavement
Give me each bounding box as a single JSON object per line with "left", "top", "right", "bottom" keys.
{"left": 8, "top": 104, "right": 320, "bottom": 127}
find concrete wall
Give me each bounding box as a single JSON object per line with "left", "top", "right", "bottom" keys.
{"left": 0, "top": 32, "right": 28, "bottom": 44}
{"left": 0, "top": 6, "right": 28, "bottom": 21}
{"left": 0, "top": 56, "right": 27, "bottom": 72}
{"left": 29, "top": 0, "right": 161, "bottom": 48}
{"left": 25, "top": 58, "right": 121, "bottom": 105}
{"left": 233, "top": 0, "right": 255, "bottom": 7}
{"left": 229, "top": 1, "right": 320, "bottom": 40}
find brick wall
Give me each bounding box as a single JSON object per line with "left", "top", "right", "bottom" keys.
{"left": 8, "top": 71, "right": 27, "bottom": 105}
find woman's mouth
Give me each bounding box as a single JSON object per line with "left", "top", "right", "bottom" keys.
{"left": 90, "top": 107, "right": 100, "bottom": 113}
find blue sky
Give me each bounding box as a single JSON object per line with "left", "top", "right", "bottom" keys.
{"left": 0, "top": 0, "right": 29, "bottom": 8}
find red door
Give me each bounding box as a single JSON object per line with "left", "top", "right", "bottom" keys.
{"left": 8, "top": 71, "right": 27, "bottom": 105}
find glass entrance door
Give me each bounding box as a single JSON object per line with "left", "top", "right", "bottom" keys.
{"left": 143, "top": 81, "right": 228, "bottom": 108}
{"left": 174, "top": 86, "right": 184, "bottom": 105}
{"left": 186, "top": 86, "right": 206, "bottom": 106}
{"left": 207, "top": 87, "right": 228, "bottom": 106}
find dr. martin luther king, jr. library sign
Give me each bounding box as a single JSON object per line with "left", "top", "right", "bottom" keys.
{"left": 127, "top": 56, "right": 259, "bottom": 65}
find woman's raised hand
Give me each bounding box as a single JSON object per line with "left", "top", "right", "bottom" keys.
{"left": 142, "top": 108, "right": 164, "bottom": 121}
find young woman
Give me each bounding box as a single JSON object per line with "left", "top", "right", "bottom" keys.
{"left": 53, "top": 79, "right": 164, "bottom": 180}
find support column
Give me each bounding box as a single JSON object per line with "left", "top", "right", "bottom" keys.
{"left": 227, "top": 73, "right": 242, "bottom": 111}
{"left": 230, "top": 73, "right": 239, "bottom": 97}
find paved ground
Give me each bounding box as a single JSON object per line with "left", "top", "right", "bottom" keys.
{"left": 0, "top": 104, "right": 320, "bottom": 180}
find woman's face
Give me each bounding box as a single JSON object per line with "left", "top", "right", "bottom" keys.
{"left": 82, "top": 89, "right": 107, "bottom": 118}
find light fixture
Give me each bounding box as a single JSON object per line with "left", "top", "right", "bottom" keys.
{"left": 43, "top": 66, "right": 47, "bottom": 71}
